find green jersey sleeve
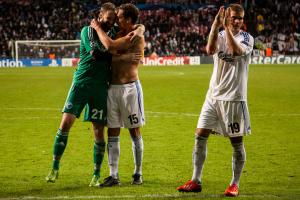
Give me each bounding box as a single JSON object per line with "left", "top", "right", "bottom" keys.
{"left": 81, "top": 26, "right": 111, "bottom": 60}
{"left": 81, "top": 26, "right": 97, "bottom": 53}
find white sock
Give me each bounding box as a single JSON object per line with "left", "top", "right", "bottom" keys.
{"left": 131, "top": 135, "right": 144, "bottom": 175}
{"left": 107, "top": 136, "right": 120, "bottom": 178}
{"left": 230, "top": 141, "right": 246, "bottom": 186}
{"left": 191, "top": 135, "right": 208, "bottom": 183}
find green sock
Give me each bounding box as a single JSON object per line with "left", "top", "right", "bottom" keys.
{"left": 53, "top": 160, "right": 60, "bottom": 170}
{"left": 93, "top": 141, "right": 105, "bottom": 176}
{"left": 52, "top": 129, "right": 69, "bottom": 170}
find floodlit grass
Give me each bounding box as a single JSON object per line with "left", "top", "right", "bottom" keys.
{"left": 0, "top": 64, "right": 299, "bottom": 199}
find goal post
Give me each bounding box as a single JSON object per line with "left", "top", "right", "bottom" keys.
{"left": 15, "top": 40, "right": 81, "bottom": 66}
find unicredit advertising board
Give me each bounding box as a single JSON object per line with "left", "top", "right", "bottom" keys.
{"left": 142, "top": 56, "right": 201, "bottom": 66}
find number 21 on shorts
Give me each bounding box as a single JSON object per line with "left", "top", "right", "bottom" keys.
{"left": 91, "top": 109, "right": 103, "bottom": 120}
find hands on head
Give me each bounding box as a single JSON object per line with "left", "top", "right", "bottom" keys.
{"left": 214, "top": 6, "right": 232, "bottom": 29}
{"left": 223, "top": 7, "right": 232, "bottom": 29}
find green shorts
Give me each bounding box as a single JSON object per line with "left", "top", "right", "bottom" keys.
{"left": 62, "top": 81, "right": 108, "bottom": 124}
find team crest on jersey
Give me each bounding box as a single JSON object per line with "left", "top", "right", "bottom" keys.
{"left": 90, "top": 41, "right": 96, "bottom": 48}
{"left": 65, "top": 102, "right": 73, "bottom": 110}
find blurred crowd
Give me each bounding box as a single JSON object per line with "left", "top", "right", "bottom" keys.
{"left": 141, "top": 8, "right": 214, "bottom": 57}
{"left": 0, "top": 0, "right": 299, "bottom": 58}
{"left": 247, "top": 0, "right": 300, "bottom": 56}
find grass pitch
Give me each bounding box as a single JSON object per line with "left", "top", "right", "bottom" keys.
{"left": 0, "top": 64, "right": 299, "bottom": 200}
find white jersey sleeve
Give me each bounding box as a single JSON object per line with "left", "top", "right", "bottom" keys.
{"left": 239, "top": 31, "right": 254, "bottom": 56}
{"left": 208, "top": 30, "right": 254, "bottom": 101}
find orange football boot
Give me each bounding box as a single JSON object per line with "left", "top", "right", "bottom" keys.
{"left": 176, "top": 180, "right": 202, "bottom": 192}
{"left": 224, "top": 183, "right": 239, "bottom": 197}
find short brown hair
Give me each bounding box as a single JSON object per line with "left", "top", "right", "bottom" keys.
{"left": 101, "top": 2, "right": 116, "bottom": 13}
{"left": 229, "top": 3, "right": 244, "bottom": 13}
{"left": 91, "top": 2, "right": 115, "bottom": 19}
{"left": 119, "top": 3, "right": 139, "bottom": 24}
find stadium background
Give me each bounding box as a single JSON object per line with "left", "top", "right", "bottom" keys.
{"left": 0, "top": 0, "right": 299, "bottom": 200}
{"left": 0, "top": 0, "right": 299, "bottom": 65}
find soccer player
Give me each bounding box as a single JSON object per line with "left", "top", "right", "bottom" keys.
{"left": 90, "top": 3, "right": 145, "bottom": 186}
{"left": 45, "top": 2, "right": 143, "bottom": 187}
{"left": 176, "top": 4, "right": 254, "bottom": 197}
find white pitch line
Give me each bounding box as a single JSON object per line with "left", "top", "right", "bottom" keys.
{"left": 0, "top": 108, "right": 299, "bottom": 118}
{"left": 0, "top": 116, "right": 59, "bottom": 120}
{"left": 146, "top": 111, "right": 300, "bottom": 117}
{"left": 0, "top": 193, "right": 281, "bottom": 200}
{"left": 0, "top": 107, "right": 60, "bottom": 111}
{"left": 146, "top": 111, "right": 198, "bottom": 117}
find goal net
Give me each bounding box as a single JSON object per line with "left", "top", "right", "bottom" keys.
{"left": 15, "top": 40, "right": 80, "bottom": 61}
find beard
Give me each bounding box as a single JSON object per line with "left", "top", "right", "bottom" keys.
{"left": 101, "top": 21, "right": 112, "bottom": 32}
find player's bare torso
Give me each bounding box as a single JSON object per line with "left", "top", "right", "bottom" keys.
{"left": 111, "top": 31, "right": 145, "bottom": 84}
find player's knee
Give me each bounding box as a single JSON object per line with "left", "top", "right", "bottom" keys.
{"left": 195, "top": 128, "right": 210, "bottom": 138}
{"left": 230, "top": 136, "right": 243, "bottom": 144}
{"left": 108, "top": 128, "right": 120, "bottom": 136}
{"left": 60, "top": 123, "right": 72, "bottom": 132}
{"left": 92, "top": 123, "right": 104, "bottom": 133}
{"left": 129, "top": 128, "right": 140, "bottom": 138}
{"left": 91, "top": 123, "right": 105, "bottom": 141}
{"left": 60, "top": 113, "right": 76, "bottom": 132}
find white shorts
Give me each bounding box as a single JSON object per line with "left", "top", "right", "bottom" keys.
{"left": 197, "top": 97, "right": 251, "bottom": 137}
{"left": 107, "top": 80, "right": 145, "bottom": 128}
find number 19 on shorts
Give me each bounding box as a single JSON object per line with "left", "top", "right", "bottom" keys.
{"left": 228, "top": 122, "right": 240, "bottom": 134}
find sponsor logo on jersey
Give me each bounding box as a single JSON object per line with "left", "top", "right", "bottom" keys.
{"left": 218, "top": 51, "right": 235, "bottom": 62}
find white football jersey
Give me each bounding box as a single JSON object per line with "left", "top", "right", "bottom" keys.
{"left": 207, "top": 30, "right": 254, "bottom": 101}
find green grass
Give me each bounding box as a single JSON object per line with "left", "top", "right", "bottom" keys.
{"left": 0, "top": 64, "right": 299, "bottom": 200}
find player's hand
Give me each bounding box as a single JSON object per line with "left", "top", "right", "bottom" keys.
{"left": 114, "top": 52, "right": 143, "bottom": 63}
{"left": 214, "top": 6, "right": 225, "bottom": 27}
{"left": 90, "top": 19, "right": 101, "bottom": 31}
{"left": 130, "top": 24, "right": 145, "bottom": 44}
{"left": 223, "top": 7, "right": 231, "bottom": 29}
{"left": 131, "top": 52, "right": 143, "bottom": 63}
{"left": 128, "top": 29, "right": 143, "bottom": 44}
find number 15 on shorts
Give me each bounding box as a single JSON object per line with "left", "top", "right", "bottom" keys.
{"left": 128, "top": 114, "right": 139, "bottom": 125}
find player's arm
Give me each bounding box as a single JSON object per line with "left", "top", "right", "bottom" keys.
{"left": 206, "top": 6, "right": 224, "bottom": 55}
{"left": 81, "top": 26, "right": 108, "bottom": 59}
{"left": 90, "top": 19, "right": 141, "bottom": 52}
{"left": 223, "top": 8, "right": 244, "bottom": 56}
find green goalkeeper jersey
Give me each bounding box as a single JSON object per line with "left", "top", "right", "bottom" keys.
{"left": 73, "top": 25, "right": 117, "bottom": 84}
